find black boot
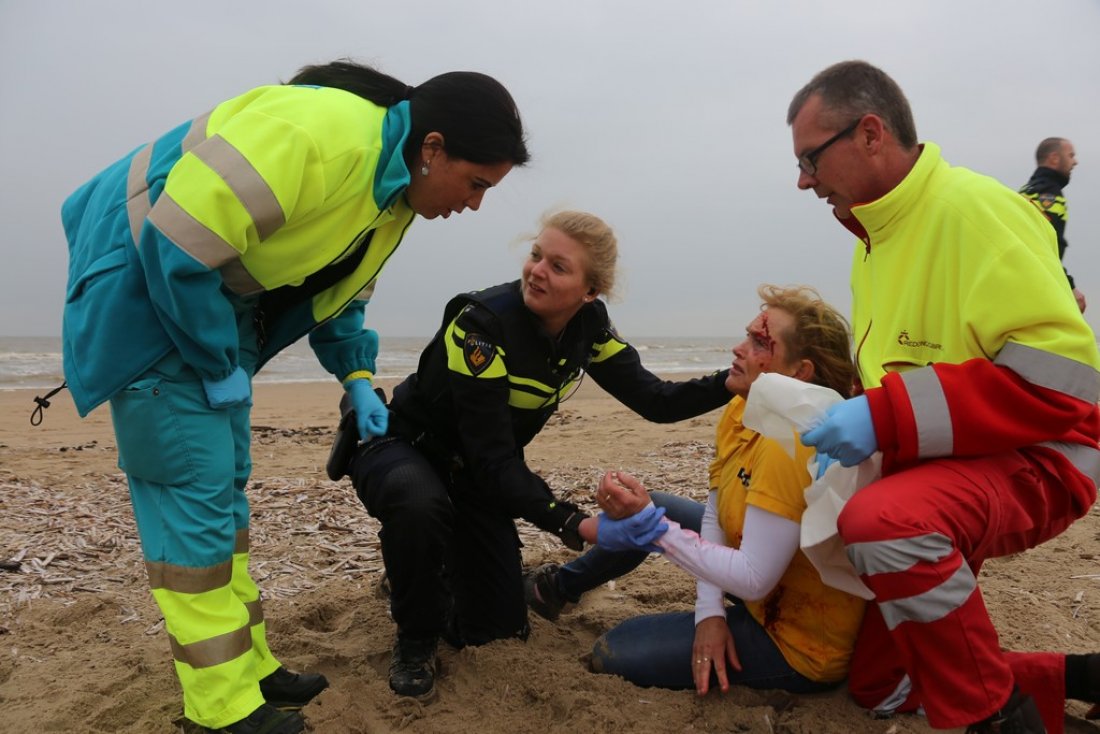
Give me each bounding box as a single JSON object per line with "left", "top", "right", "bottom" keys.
{"left": 523, "top": 563, "right": 573, "bottom": 622}
{"left": 202, "top": 703, "right": 304, "bottom": 734}
{"left": 1066, "top": 652, "right": 1100, "bottom": 720}
{"left": 964, "top": 688, "right": 1046, "bottom": 733}
{"left": 259, "top": 666, "right": 329, "bottom": 709}
{"left": 326, "top": 393, "right": 359, "bottom": 480}
{"left": 389, "top": 636, "right": 438, "bottom": 701}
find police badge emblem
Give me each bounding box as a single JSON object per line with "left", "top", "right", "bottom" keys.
{"left": 463, "top": 333, "right": 496, "bottom": 376}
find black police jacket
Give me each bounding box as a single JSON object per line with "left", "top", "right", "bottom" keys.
{"left": 1020, "top": 166, "right": 1074, "bottom": 287}
{"left": 388, "top": 281, "right": 730, "bottom": 532}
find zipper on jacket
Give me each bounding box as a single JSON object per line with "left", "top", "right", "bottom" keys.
{"left": 255, "top": 209, "right": 415, "bottom": 369}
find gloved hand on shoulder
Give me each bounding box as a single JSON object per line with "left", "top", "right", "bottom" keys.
{"left": 597, "top": 503, "right": 669, "bottom": 553}
{"left": 345, "top": 378, "right": 388, "bottom": 439}
{"left": 801, "top": 395, "right": 877, "bottom": 467}
{"left": 202, "top": 366, "right": 252, "bottom": 409}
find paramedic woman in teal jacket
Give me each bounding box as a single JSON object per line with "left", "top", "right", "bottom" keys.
{"left": 59, "top": 59, "right": 528, "bottom": 734}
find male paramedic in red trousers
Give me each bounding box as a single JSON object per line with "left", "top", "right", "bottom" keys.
{"left": 789, "top": 60, "right": 1100, "bottom": 733}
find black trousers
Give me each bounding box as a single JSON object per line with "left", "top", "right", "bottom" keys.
{"left": 350, "top": 438, "right": 529, "bottom": 645}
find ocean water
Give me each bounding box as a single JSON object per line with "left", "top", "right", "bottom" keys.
{"left": 0, "top": 335, "right": 732, "bottom": 390}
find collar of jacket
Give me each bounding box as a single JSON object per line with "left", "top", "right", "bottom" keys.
{"left": 502, "top": 280, "right": 601, "bottom": 346}
{"left": 1026, "top": 165, "right": 1069, "bottom": 192}
{"left": 846, "top": 141, "right": 944, "bottom": 251}
{"left": 459, "top": 280, "right": 603, "bottom": 354}
{"left": 373, "top": 101, "right": 412, "bottom": 210}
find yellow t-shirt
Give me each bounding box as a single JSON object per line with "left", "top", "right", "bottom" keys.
{"left": 708, "top": 397, "right": 865, "bottom": 682}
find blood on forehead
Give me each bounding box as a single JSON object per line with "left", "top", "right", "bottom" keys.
{"left": 748, "top": 311, "right": 777, "bottom": 356}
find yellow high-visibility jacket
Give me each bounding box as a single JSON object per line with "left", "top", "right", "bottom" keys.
{"left": 61, "top": 85, "right": 415, "bottom": 415}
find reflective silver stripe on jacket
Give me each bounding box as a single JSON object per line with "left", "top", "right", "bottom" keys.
{"left": 125, "top": 112, "right": 267, "bottom": 296}
{"left": 182, "top": 110, "right": 211, "bottom": 154}
{"left": 188, "top": 134, "right": 286, "bottom": 240}
{"left": 848, "top": 533, "right": 975, "bottom": 631}
{"left": 353, "top": 279, "right": 377, "bottom": 303}
{"left": 126, "top": 112, "right": 211, "bottom": 249}
{"left": 898, "top": 368, "right": 952, "bottom": 458}
{"left": 1037, "top": 441, "right": 1100, "bottom": 486}
{"left": 147, "top": 193, "right": 242, "bottom": 269}
{"left": 125, "top": 144, "right": 153, "bottom": 248}
{"left": 995, "top": 341, "right": 1100, "bottom": 403}
{"left": 219, "top": 260, "right": 264, "bottom": 296}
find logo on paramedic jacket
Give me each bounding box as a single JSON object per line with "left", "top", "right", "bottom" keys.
{"left": 463, "top": 333, "right": 496, "bottom": 376}
{"left": 897, "top": 330, "right": 942, "bottom": 351}
{"left": 1037, "top": 192, "right": 1057, "bottom": 210}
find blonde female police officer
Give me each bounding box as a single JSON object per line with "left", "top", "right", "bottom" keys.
{"left": 60, "top": 60, "right": 527, "bottom": 734}
{"left": 332, "top": 211, "right": 732, "bottom": 702}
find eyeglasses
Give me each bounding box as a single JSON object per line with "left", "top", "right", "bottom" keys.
{"left": 797, "top": 118, "right": 861, "bottom": 176}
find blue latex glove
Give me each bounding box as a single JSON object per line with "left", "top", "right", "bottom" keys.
{"left": 814, "top": 452, "right": 837, "bottom": 480}
{"left": 345, "top": 378, "right": 388, "bottom": 439}
{"left": 801, "top": 395, "right": 877, "bottom": 467}
{"left": 201, "top": 366, "right": 252, "bottom": 409}
{"left": 597, "top": 504, "right": 669, "bottom": 553}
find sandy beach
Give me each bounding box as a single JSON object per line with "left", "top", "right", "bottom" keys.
{"left": 3, "top": 380, "right": 1100, "bottom": 733}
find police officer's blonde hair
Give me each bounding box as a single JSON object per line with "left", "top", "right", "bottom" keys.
{"left": 540, "top": 210, "right": 618, "bottom": 299}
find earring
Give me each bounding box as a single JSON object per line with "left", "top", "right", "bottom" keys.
{"left": 420, "top": 161, "right": 430, "bottom": 176}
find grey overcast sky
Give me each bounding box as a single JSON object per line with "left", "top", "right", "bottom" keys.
{"left": 3, "top": 1, "right": 1099, "bottom": 339}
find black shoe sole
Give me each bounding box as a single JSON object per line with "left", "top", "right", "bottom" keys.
{"left": 390, "top": 681, "right": 437, "bottom": 704}
{"left": 263, "top": 696, "right": 324, "bottom": 712}
{"left": 266, "top": 702, "right": 310, "bottom": 712}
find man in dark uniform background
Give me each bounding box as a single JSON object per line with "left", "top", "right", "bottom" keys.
{"left": 1020, "top": 137, "right": 1086, "bottom": 312}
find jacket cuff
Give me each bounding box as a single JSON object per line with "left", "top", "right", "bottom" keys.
{"left": 864, "top": 384, "right": 899, "bottom": 459}
{"left": 342, "top": 370, "right": 374, "bottom": 385}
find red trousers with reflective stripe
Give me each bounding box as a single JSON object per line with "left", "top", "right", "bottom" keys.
{"left": 851, "top": 605, "right": 1068, "bottom": 732}
{"left": 837, "top": 451, "right": 1082, "bottom": 730}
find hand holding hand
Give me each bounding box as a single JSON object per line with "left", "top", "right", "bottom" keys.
{"left": 202, "top": 366, "right": 252, "bottom": 409}
{"left": 596, "top": 470, "right": 650, "bottom": 519}
{"left": 692, "top": 617, "right": 741, "bottom": 695}
{"left": 596, "top": 503, "right": 668, "bottom": 553}
{"left": 800, "top": 395, "right": 877, "bottom": 467}
{"left": 345, "top": 378, "right": 388, "bottom": 439}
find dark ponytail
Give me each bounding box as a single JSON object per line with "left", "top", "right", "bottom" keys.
{"left": 287, "top": 60, "right": 411, "bottom": 107}
{"left": 287, "top": 60, "right": 529, "bottom": 168}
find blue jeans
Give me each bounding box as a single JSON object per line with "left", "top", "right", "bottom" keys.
{"left": 591, "top": 605, "right": 837, "bottom": 693}
{"left": 562, "top": 492, "right": 836, "bottom": 693}
{"left": 556, "top": 491, "right": 704, "bottom": 600}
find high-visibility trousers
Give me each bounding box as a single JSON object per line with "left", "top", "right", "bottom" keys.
{"left": 837, "top": 451, "right": 1085, "bottom": 730}
{"left": 110, "top": 350, "right": 279, "bottom": 729}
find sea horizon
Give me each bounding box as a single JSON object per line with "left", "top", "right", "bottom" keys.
{"left": 0, "top": 335, "right": 733, "bottom": 390}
